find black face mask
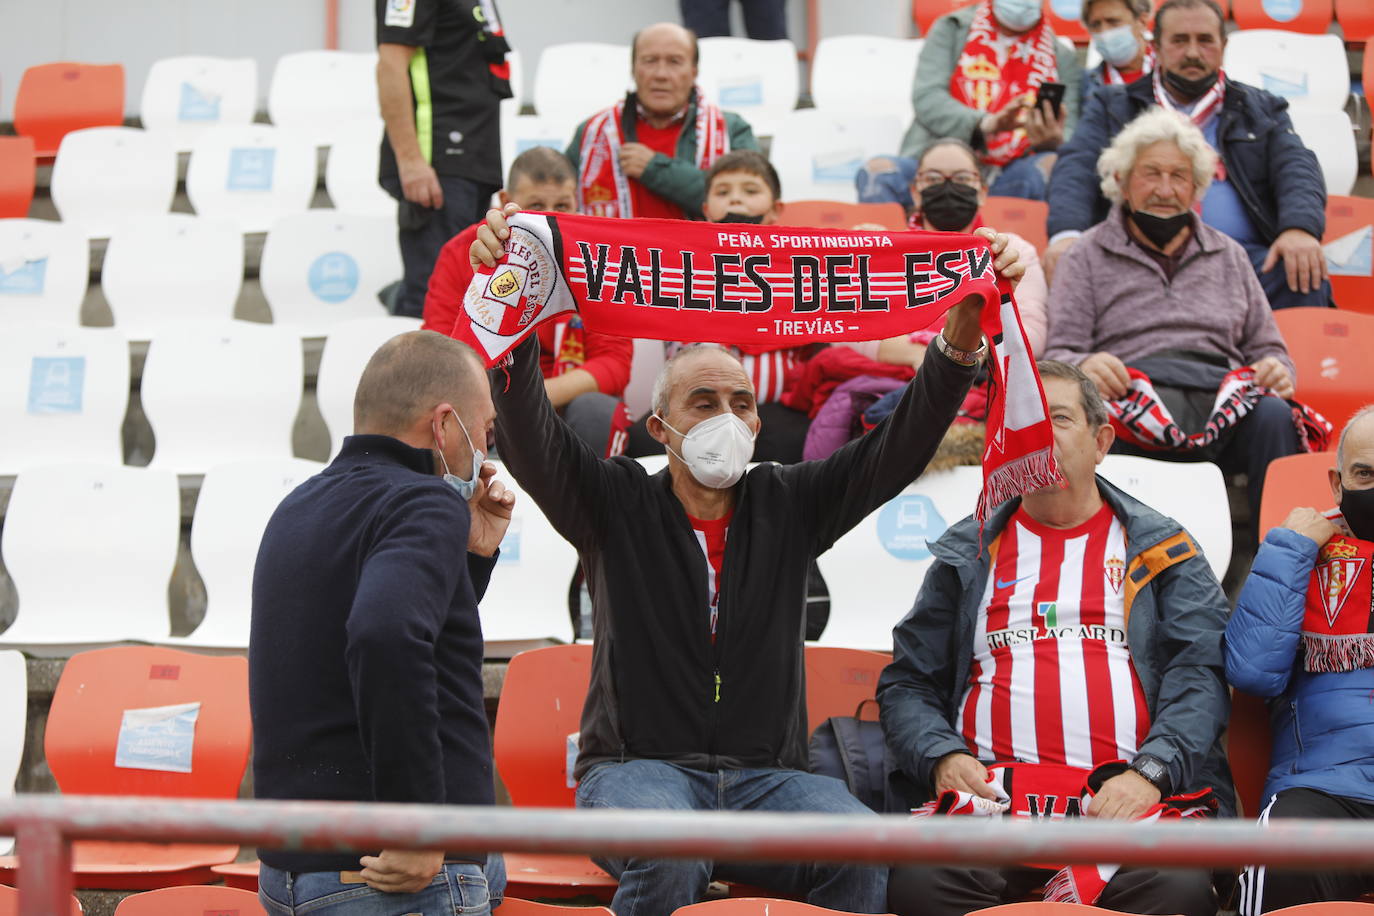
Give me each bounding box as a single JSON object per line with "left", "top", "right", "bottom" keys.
{"left": 1340, "top": 485, "right": 1374, "bottom": 541}
{"left": 1163, "top": 68, "right": 1219, "bottom": 101}
{"left": 918, "top": 181, "right": 981, "bottom": 232}
{"left": 1129, "top": 207, "right": 1192, "bottom": 249}
{"left": 717, "top": 211, "right": 766, "bottom": 224}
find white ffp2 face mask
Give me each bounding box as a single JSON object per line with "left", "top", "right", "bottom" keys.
{"left": 655, "top": 411, "right": 757, "bottom": 490}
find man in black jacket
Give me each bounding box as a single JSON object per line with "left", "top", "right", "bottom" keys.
{"left": 470, "top": 205, "right": 1024, "bottom": 916}
{"left": 1042, "top": 0, "right": 1331, "bottom": 310}
{"left": 250, "top": 330, "right": 515, "bottom": 910}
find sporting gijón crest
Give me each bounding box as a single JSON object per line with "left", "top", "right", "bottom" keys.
{"left": 1315, "top": 541, "right": 1367, "bottom": 629}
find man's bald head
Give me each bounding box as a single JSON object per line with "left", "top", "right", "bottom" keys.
{"left": 1337, "top": 405, "right": 1374, "bottom": 470}
{"left": 652, "top": 344, "right": 750, "bottom": 418}
{"left": 353, "top": 331, "right": 487, "bottom": 437}
{"left": 632, "top": 22, "right": 699, "bottom": 66}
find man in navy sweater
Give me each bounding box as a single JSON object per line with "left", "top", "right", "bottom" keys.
{"left": 250, "top": 330, "right": 515, "bottom": 911}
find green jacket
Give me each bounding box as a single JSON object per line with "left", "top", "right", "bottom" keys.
{"left": 566, "top": 97, "right": 758, "bottom": 219}
{"left": 902, "top": 5, "right": 1083, "bottom": 158}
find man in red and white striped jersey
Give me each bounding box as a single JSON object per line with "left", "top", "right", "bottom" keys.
{"left": 878, "top": 360, "right": 1232, "bottom": 916}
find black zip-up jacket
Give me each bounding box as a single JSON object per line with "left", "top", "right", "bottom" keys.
{"left": 1046, "top": 75, "right": 1325, "bottom": 245}
{"left": 492, "top": 337, "right": 978, "bottom": 779}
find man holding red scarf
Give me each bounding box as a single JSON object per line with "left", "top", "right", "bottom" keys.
{"left": 1227, "top": 406, "right": 1374, "bottom": 913}
{"left": 567, "top": 22, "right": 757, "bottom": 221}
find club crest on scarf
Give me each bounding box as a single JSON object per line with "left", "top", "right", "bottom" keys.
{"left": 1315, "top": 540, "right": 1365, "bottom": 629}
{"left": 465, "top": 224, "right": 558, "bottom": 338}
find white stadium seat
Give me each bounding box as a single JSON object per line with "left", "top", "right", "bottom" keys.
{"left": 141, "top": 320, "right": 303, "bottom": 474}
{"left": 267, "top": 50, "right": 381, "bottom": 147}
{"left": 0, "top": 463, "right": 180, "bottom": 652}
{"left": 1097, "top": 454, "right": 1232, "bottom": 580}
{"left": 139, "top": 56, "right": 258, "bottom": 152}
{"left": 500, "top": 100, "right": 573, "bottom": 180}
{"left": 531, "top": 43, "right": 630, "bottom": 147}
{"left": 811, "top": 36, "right": 922, "bottom": 124}
{"left": 481, "top": 459, "right": 578, "bottom": 656}
{"left": 259, "top": 210, "right": 400, "bottom": 335}
{"left": 165, "top": 458, "right": 324, "bottom": 649}
{"left": 696, "top": 36, "right": 799, "bottom": 138}
{"left": 769, "top": 109, "right": 904, "bottom": 203}
{"left": 0, "top": 218, "right": 90, "bottom": 326}
{"left": 0, "top": 324, "right": 129, "bottom": 475}
{"left": 101, "top": 214, "right": 244, "bottom": 341}
{"left": 1223, "top": 30, "right": 1349, "bottom": 111}
{"left": 1287, "top": 108, "right": 1358, "bottom": 197}
{"left": 186, "top": 124, "right": 317, "bottom": 233}
{"left": 324, "top": 119, "right": 395, "bottom": 217}
{"left": 0, "top": 651, "right": 25, "bottom": 854}
{"left": 315, "top": 315, "right": 423, "bottom": 459}
{"left": 50, "top": 127, "right": 177, "bottom": 239}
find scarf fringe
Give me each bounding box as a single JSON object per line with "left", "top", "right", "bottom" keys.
{"left": 1302, "top": 632, "right": 1374, "bottom": 673}
{"left": 978, "top": 446, "right": 1059, "bottom": 519}
{"left": 1043, "top": 868, "right": 1081, "bottom": 905}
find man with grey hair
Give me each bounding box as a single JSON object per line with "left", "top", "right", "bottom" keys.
{"left": 1043, "top": 0, "right": 1330, "bottom": 310}
{"left": 250, "top": 330, "right": 515, "bottom": 910}
{"left": 1226, "top": 404, "right": 1374, "bottom": 912}
{"left": 881, "top": 359, "right": 1231, "bottom": 916}
{"left": 1044, "top": 105, "right": 1301, "bottom": 523}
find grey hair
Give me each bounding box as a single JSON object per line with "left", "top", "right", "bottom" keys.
{"left": 651, "top": 343, "right": 741, "bottom": 417}
{"left": 1337, "top": 404, "right": 1374, "bottom": 468}
{"left": 1081, "top": 0, "right": 1152, "bottom": 21}
{"left": 1037, "top": 359, "right": 1109, "bottom": 429}
{"left": 1098, "top": 108, "right": 1218, "bottom": 205}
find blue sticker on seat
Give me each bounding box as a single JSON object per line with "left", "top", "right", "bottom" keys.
{"left": 720, "top": 80, "right": 763, "bottom": 107}
{"left": 876, "top": 494, "right": 947, "bottom": 561}
{"left": 1050, "top": 0, "right": 1079, "bottom": 16}
{"left": 1260, "top": 70, "right": 1309, "bottom": 98}
{"left": 308, "top": 251, "right": 360, "bottom": 303}
{"left": 226, "top": 147, "right": 276, "bottom": 191}
{"left": 0, "top": 258, "right": 48, "bottom": 296}
{"left": 812, "top": 150, "right": 863, "bottom": 184}
{"left": 114, "top": 702, "right": 200, "bottom": 774}
{"left": 177, "top": 82, "right": 222, "bottom": 122}
{"left": 27, "top": 356, "right": 85, "bottom": 414}
{"left": 1261, "top": 0, "right": 1301, "bottom": 21}
{"left": 496, "top": 518, "right": 523, "bottom": 565}
{"left": 1325, "top": 225, "right": 1373, "bottom": 277}
{"left": 515, "top": 138, "right": 556, "bottom": 155}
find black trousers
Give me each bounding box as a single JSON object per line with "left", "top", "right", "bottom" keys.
{"left": 380, "top": 173, "right": 498, "bottom": 319}
{"left": 1239, "top": 787, "right": 1374, "bottom": 914}
{"left": 888, "top": 862, "right": 1216, "bottom": 916}
{"left": 679, "top": 0, "right": 787, "bottom": 39}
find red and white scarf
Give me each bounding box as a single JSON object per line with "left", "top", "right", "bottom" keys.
{"left": 913, "top": 761, "right": 1217, "bottom": 905}
{"left": 1153, "top": 67, "right": 1226, "bottom": 128}
{"left": 576, "top": 90, "right": 729, "bottom": 219}
{"left": 1302, "top": 530, "right": 1374, "bottom": 673}
{"left": 455, "top": 212, "right": 1062, "bottom": 516}
{"left": 1107, "top": 366, "right": 1332, "bottom": 456}
{"left": 1102, "top": 43, "right": 1155, "bottom": 86}
{"left": 951, "top": 1, "right": 1059, "bottom": 167}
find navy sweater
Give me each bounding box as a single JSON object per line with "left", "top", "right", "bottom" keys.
{"left": 249, "top": 435, "right": 496, "bottom": 873}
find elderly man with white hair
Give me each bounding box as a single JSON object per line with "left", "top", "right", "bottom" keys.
{"left": 1043, "top": 106, "right": 1301, "bottom": 529}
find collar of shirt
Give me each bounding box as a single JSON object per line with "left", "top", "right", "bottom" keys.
{"left": 634, "top": 96, "right": 691, "bottom": 126}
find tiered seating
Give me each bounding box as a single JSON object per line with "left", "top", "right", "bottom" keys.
{"left": 1286, "top": 108, "right": 1358, "bottom": 196}
{"left": 1257, "top": 451, "right": 1338, "bottom": 537}
{"left": 1229, "top": 0, "right": 1334, "bottom": 32}
{"left": 982, "top": 197, "right": 1049, "bottom": 253}
{"left": 50, "top": 127, "right": 178, "bottom": 239}
{"left": 811, "top": 36, "right": 923, "bottom": 124}
{"left": 138, "top": 56, "right": 258, "bottom": 153}
{"left": 112, "top": 885, "right": 264, "bottom": 913}
{"left": 185, "top": 124, "right": 317, "bottom": 233}
{"left": 1274, "top": 308, "right": 1374, "bottom": 431}
{"left": 323, "top": 119, "right": 394, "bottom": 217}
{"left": 0, "top": 138, "right": 36, "bottom": 218}
{"left": 1337, "top": 0, "right": 1374, "bottom": 40}
{"left": 531, "top": 43, "right": 630, "bottom": 149}
{"left": 1222, "top": 31, "right": 1349, "bottom": 110}
{"left": 314, "top": 315, "right": 424, "bottom": 458}
{"left": 0, "top": 219, "right": 90, "bottom": 326}
{"left": 697, "top": 37, "right": 799, "bottom": 137}
{"left": 769, "top": 110, "right": 904, "bottom": 204}
{"left": 500, "top": 102, "right": 574, "bottom": 178}
{"left": 1323, "top": 195, "right": 1374, "bottom": 314}
{"left": 803, "top": 646, "right": 891, "bottom": 732}
{"left": 13, "top": 62, "right": 124, "bottom": 159}
{"left": 266, "top": 50, "right": 381, "bottom": 147}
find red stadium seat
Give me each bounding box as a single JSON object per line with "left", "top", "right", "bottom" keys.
{"left": 778, "top": 200, "right": 907, "bottom": 231}
{"left": 13, "top": 63, "right": 125, "bottom": 159}
{"left": 1274, "top": 308, "right": 1374, "bottom": 435}
{"left": 0, "top": 137, "right": 36, "bottom": 218}
{"left": 803, "top": 647, "right": 892, "bottom": 733}
{"left": 113, "top": 885, "right": 265, "bottom": 914}
{"left": 1258, "top": 451, "right": 1338, "bottom": 539}
{"left": 493, "top": 645, "right": 617, "bottom": 901}
{"left": 1334, "top": 0, "right": 1374, "bottom": 41}
{"left": 914, "top": 0, "right": 980, "bottom": 36}
{"left": 0, "top": 884, "right": 82, "bottom": 915}
{"left": 211, "top": 859, "right": 260, "bottom": 890}
{"left": 1228, "top": 689, "right": 1274, "bottom": 817}
{"left": 977, "top": 904, "right": 1118, "bottom": 915}
{"left": 676, "top": 898, "right": 893, "bottom": 916}
{"left": 1322, "top": 196, "right": 1374, "bottom": 315}
{"left": 501, "top": 900, "right": 614, "bottom": 916}
{"left": 1229, "top": 0, "right": 1334, "bottom": 33}
{"left": 1268, "top": 904, "right": 1374, "bottom": 914}
{"left": 1042, "top": 0, "right": 1091, "bottom": 43}
{"left": 982, "top": 197, "right": 1049, "bottom": 253}
{"left": 0, "top": 647, "right": 249, "bottom": 889}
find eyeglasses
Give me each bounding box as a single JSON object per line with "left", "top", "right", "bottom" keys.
{"left": 914, "top": 170, "right": 982, "bottom": 189}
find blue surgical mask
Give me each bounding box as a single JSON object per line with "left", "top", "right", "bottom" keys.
{"left": 435, "top": 409, "right": 484, "bottom": 500}
{"left": 1093, "top": 23, "right": 1141, "bottom": 69}
{"left": 992, "top": 0, "right": 1042, "bottom": 32}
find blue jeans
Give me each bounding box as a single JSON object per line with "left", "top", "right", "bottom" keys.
{"left": 260, "top": 858, "right": 503, "bottom": 915}
{"left": 855, "top": 152, "right": 1054, "bottom": 208}
{"left": 576, "top": 760, "right": 888, "bottom": 916}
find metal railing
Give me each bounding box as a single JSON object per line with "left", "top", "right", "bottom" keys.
{"left": 4, "top": 795, "right": 1374, "bottom": 913}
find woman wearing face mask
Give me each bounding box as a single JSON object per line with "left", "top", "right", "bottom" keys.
{"left": 1082, "top": 0, "right": 1155, "bottom": 103}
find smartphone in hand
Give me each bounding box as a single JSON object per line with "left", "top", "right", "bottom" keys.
{"left": 1035, "top": 81, "right": 1066, "bottom": 119}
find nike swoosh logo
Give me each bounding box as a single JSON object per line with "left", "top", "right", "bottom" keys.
{"left": 995, "top": 574, "right": 1033, "bottom": 590}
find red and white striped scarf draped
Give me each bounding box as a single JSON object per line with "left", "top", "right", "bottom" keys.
{"left": 949, "top": 1, "right": 1060, "bottom": 167}
{"left": 1152, "top": 66, "right": 1226, "bottom": 127}
{"left": 576, "top": 89, "right": 730, "bottom": 219}
{"left": 1101, "top": 43, "right": 1155, "bottom": 86}
{"left": 1107, "top": 366, "right": 1332, "bottom": 455}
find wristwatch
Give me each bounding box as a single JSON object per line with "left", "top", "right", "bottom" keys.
{"left": 934, "top": 332, "right": 987, "bottom": 367}
{"left": 1129, "top": 754, "right": 1171, "bottom": 795}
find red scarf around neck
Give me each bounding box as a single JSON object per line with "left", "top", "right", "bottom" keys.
{"left": 1304, "top": 531, "right": 1374, "bottom": 673}
{"left": 951, "top": 1, "right": 1059, "bottom": 167}
{"left": 454, "top": 211, "right": 1061, "bottom": 516}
